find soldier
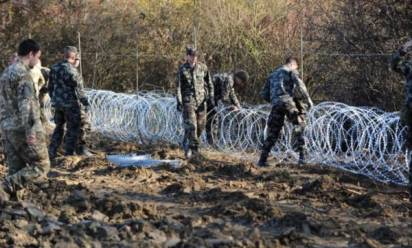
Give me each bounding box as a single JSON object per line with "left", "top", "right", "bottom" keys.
{"left": 0, "top": 39, "right": 50, "bottom": 202}
{"left": 176, "top": 47, "right": 214, "bottom": 159}
{"left": 206, "top": 70, "right": 248, "bottom": 145}
{"left": 48, "top": 46, "right": 92, "bottom": 159}
{"left": 391, "top": 39, "right": 412, "bottom": 202}
{"left": 30, "top": 60, "right": 51, "bottom": 127}
{"left": 257, "top": 57, "right": 313, "bottom": 167}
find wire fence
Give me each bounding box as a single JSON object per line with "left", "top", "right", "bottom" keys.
{"left": 44, "top": 89, "right": 410, "bottom": 186}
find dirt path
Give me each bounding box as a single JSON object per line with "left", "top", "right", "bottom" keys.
{"left": 0, "top": 137, "right": 411, "bottom": 247}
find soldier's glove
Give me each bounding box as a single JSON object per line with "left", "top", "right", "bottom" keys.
{"left": 228, "top": 105, "right": 240, "bottom": 111}
{"left": 290, "top": 110, "right": 304, "bottom": 125}
{"left": 177, "top": 103, "right": 183, "bottom": 112}
{"left": 84, "top": 105, "right": 90, "bottom": 113}
{"left": 207, "top": 99, "right": 215, "bottom": 109}
{"left": 80, "top": 97, "right": 89, "bottom": 107}
{"left": 39, "top": 86, "right": 48, "bottom": 95}
{"left": 297, "top": 113, "right": 306, "bottom": 125}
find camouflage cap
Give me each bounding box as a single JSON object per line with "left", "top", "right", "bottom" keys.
{"left": 234, "top": 70, "right": 249, "bottom": 83}
{"left": 186, "top": 46, "right": 197, "bottom": 56}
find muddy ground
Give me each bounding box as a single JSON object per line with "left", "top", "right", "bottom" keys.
{"left": 0, "top": 135, "right": 411, "bottom": 248}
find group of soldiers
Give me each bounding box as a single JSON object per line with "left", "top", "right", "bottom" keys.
{"left": 176, "top": 42, "right": 412, "bottom": 202}
{"left": 0, "top": 38, "right": 411, "bottom": 203}
{"left": 176, "top": 47, "right": 313, "bottom": 167}
{"left": 0, "top": 39, "right": 92, "bottom": 202}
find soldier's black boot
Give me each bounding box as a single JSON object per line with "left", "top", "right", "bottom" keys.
{"left": 206, "top": 133, "right": 214, "bottom": 147}
{"left": 192, "top": 147, "right": 208, "bottom": 161}
{"left": 0, "top": 180, "right": 12, "bottom": 204}
{"left": 409, "top": 159, "right": 412, "bottom": 203}
{"left": 48, "top": 146, "right": 57, "bottom": 160}
{"left": 183, "top": 143, "right": 192, "bottom": 159}
{"left": 298, "top": 150, "right": 306, "bottom": 165}
{"left": 257, "top": 150, "right": 270, "bottom": 167}
{"left": 64, "top": 149, "right": 75, "bottom": 156}
{"left": 409, "top": 187, "right": 412, "bottom": 203}
{"left": 77, "top": 146, "right": 93, "bottom": 157}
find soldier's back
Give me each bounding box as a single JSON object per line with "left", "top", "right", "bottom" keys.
{"left": 50, "top": 60, "right": 78, "bottom": 108}
{"left": 268, "top": 66, "right": 294, "bottom": 99}
{"left": 213, "top": 73, "right": 232, "bottom": 100}
{"left": 0, "top": 61, "right": 39, "bottom": 131}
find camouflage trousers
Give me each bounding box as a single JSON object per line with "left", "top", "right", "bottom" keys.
{"left": 206, "top": 103, "right": 218, "bottom": 145}
{"left": 39, "top": 105, "right": 52, "bottom": 130}
{"left": 182, "top": 101, "right": 207, "bottom": 151}
{"left": 39, "top": 93, "right": 48, "bottom": 126}
{"left": 409, "top": 148, "right": 412, "bottom": 202}
{"left": 261, "top": 102, "right": 306, "bottom": 154}
{"left": 49, "top": 104, "right": 90, "bottom": 156}
{"left": 2, "top": 128, "right": 50, "bottom": 191}
{"left": 400, "top": 105, "right": 412, "bottom": 200}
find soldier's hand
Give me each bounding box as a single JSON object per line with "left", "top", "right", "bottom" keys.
{"left": 207, "top": 99, "right": 215, "bottom": 108}
{"left": 39, "top": 86, "right": 48, "bottom": 95}
{"left": 177, "top": 103, "right": 183, "bottom": 112}
{"left": 80, "top": 97, "right": 89, "bottom": 107}
{"left": 229, "top": 105, "right": 240, "bottom": 111}
{"left": 84, "top": 105, "right": 90, "bottom": 113}
{"left": 27, "top": 134, "right": 36, "bottom": 145}
{"left": 290, "top": 110, "right": 302, "bottom": 125}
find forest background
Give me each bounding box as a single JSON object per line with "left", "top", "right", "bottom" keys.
{"left": 0, "top": 0, "right": 411, "bottom": 111}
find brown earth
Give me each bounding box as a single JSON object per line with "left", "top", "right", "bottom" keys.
{"left": 0, "top": 135, "right": 411, "bottom": 247}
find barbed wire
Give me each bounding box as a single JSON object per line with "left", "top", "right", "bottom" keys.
{"left": 45, "top": 89, "right": 409, "bottom": 185}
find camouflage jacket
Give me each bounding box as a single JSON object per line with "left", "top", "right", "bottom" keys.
{"left": 268, "top": 66, "right": 313, "bottom": 112}
{"left": 0, "top": 59, "right": 43, "bottom": 134}
{"left": 391, "top": 50, "right": 412, "bottom": 106}
{"left": 212, "top": 73, "right": 240, "bottom": 107}
{"left": 30, "top": 64, "right": 47, "bottom": 98}
{"left": 176, "top": 62, "right": 214, "bottom": 107}
{"left": 49, "top": 60, "right": 88, "bottom": 108}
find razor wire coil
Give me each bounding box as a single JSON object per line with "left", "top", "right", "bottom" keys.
{"left": 46, "top": 89, "right": 410, "bottom": 186}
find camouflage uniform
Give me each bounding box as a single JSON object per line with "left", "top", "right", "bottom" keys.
{"left": 77, "top": 105, "right": 91, "bottom": 154}
{"left": 0, "top": 59, "right": 50, "bottom": 191}
{"left": 206, "top": 73, "right": 241, "bottom": 145}
{"left": 176, "top": 62, "right": 214, "bottom": 154}
{"left": 258, "top": 66, "right": 313, "bottom": 166}
{"left": 30, "top": 64, "right": 50, "bottom": 125}
{"left": 390, "top": 48, "right": 412, "bottom": 202}
{"left": 48, "top": 60, "right": 90, "bottom": 157}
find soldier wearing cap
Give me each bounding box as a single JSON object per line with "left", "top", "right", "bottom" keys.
{"left": 48, "top": 46, "right": 92, "bottom": 159}
{"left": 176, "top": 47, "right": 214, "bottom": 159}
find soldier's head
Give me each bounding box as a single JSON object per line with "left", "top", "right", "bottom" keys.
{"left": 234, "top": 70, "right": 249, "bottom": 85}
{"left": 186, "top": 46, "right": 197, "bottom": 67}
{"left": 285, "top": 56, "right": 299, "bottom": 71}
{"left": 64, "top": 46, "right": 80, "bottom": 66}
{"left": 18, "top": 39, "right": 41, "bottom": 68}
